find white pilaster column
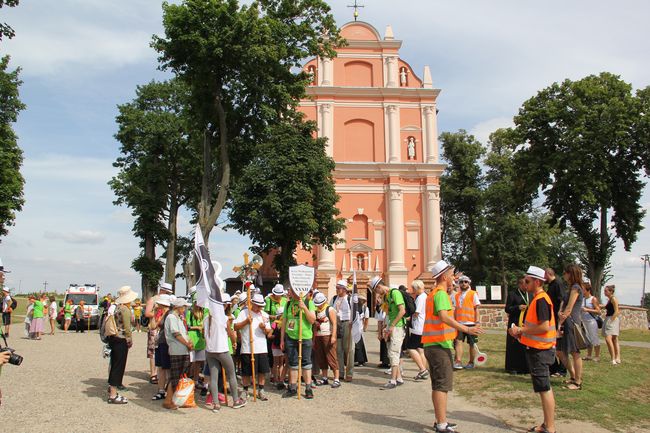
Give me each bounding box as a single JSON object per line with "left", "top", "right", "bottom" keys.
{"left": 318, "top": 244, "right": 336, "bottom": 271}
{"left": 319, "top": 103, "right": 334, "bottom": 157}
{"left": 385, "top": 57, "right": 398, "bottom": 88}
{"left": 424, "top": 105, "right": 438, "bottom": 163}
{"left": 321, "top": 57, "right": 333, "bottom": 86}
{"left": 387, "top": 185, "right": 407, "bottom": 272}
{"left": 386, "top": 104, "right": 400, "bottom": 163}
{"left": 425, "top": 187, "right": 442, "bottom": 269}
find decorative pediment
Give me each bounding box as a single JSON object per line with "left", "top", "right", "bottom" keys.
{"left": 349, "top": 242, "right": 373, "bottom": 253}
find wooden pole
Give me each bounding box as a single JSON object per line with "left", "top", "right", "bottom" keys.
{"left": 221, "top": 367, "right": 228, "bottom": 404}
{"left": 247, "top": 283, "right": 257, "bottom": 402}
{"left": 297, "top": 301, "right": 303, "bottom": 400}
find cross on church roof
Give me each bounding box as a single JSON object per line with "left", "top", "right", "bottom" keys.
{"left": 347, "top": 0, "right": 364, "bottom": 21}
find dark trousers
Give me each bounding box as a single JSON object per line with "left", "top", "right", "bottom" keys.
{"left": 379, "top": 339, "right": 390, "bottom": 367}
{"left": 75, "top": 318, "right": 85, "bottom": 332}
{"left": 108, "top": 336, "right": 129, "bottom": 387}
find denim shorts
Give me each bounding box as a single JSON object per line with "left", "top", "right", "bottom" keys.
{"left": 285, "top": 337, "right": 312, "bottom": 370}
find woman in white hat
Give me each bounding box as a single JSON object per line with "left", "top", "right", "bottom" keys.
{"left": 107, "top": 286, "right": 136, "bottom": 404}
{"left": 162, "top": 297, "right": 193, "bottom": 410}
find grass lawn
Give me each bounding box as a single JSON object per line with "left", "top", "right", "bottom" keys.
{"left": 619, "top": 328, "right": 650, "bottom": 343}
{"left": 453, "top": 333, "right": 650, "bottom": 432}
{"left": 8, "top": 295, "right": 65, "bottom": 324}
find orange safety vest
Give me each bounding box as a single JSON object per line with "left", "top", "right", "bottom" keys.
{"left": 520, "top": 290, "right": 556, "bottom": 350}
{"left": 422, "top": 285, "right": 457, "bottom": 345}
{"left": 454, "top": 290, "right": 477, "bottom": 323}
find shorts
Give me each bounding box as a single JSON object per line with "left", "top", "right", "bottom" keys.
{"left": 285, "top": 337, "right": 313, "bottom": 370}
{"left": 190, "top": 349, "right": 206, "bottom": 362}
{"left": 272, "top": 348, "right": 284, "bottom": 357}
{"left": 455, "top": 325, "right": 478, "bottom": 344}
{"left": 406, "top": 332, "right": 423, "bottom": 350}
{"left": 169, "top": 354, "right": 191, "bottom": 390}
{"left": 387, "top": 326, "right": 406, "bottom": 367}
{"left": 147, "top": 329, "right": 159, "bottom": 359}
{"left": 525, "top": 347, "right": 555, "bottom": 393}
{"left": 424, "top": 345, "right": 454, "bottom": 392}
{"left": 314, "top": 334, "right": 338, "bottom": 371}
{"left": 240, "top": 353, "right": 271, "bottom": 376}
{"left": 2, "top": 312, "right": 10, "bottom": 326}
{"left": 155, "top": 343, "right": 171, "bottom": 369}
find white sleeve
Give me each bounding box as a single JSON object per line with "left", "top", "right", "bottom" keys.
{"left": 473, "top": 293, "right": 481, "bottom": 306}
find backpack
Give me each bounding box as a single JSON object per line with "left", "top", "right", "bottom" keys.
{"left": 391, "top": 288, "right": 416, "bottom": 319}
{"left": 10, "top": 297, "right": 17, "bottom": 310}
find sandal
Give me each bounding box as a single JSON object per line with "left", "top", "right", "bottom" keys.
{"left": 149, "top": 375, "right": 158, "bottom": 384}
{"left": 562, "top": 377, "right": 576, "bottom": 385}
{"left": 151, "top": 391, "right": 166, "bottom": 401}
{"left": 107, "top": 394, "right": 128, "bottom": 404}
{"left": 566, "top": 382, "right": 582, "bottom": 390}
{"left": 527, "top": 423, "right": 545, "bottom": 432}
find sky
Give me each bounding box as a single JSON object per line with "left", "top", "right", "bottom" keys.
{"left": 1, "top": 0, "right": 649, "bottom": 305}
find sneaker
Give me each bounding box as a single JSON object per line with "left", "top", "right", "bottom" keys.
{"left": 315, "top": 378, "right": 329, "bottom": 386}
{"left": 380, "top": 381, "right": 397, "bottom": 390}
{"left": 206, "top": 393, "right": 213, "bottom": 405}
{"left": 276, "top": 381, "right": 286, "bottom": 390}
{"left": 383, "top": 368, "right": 392, "bottom": 375}
{"left": 396, "top": 379, "right": 404, "bottom": 386}
{"left": 414, "top": 370, "right": 429, "bottom": 380}
{"left": 257, "top": 389, "right": 269, "bottom": 401}
{"left": 240, "top": 389, "right": 248, "bottom": 400}
{"left": 452, "top": 362, "right": 464, "bottom": 370}
{"left": 434, "top": 422, "right": 457, "bottom": 432}
{"left": 282, "top": 388, "right": 298, "bottom": 398}
{"left": 151, "top": 391, "right": 166, "bottom": 401}
{"left": 331, "top": 379, "right": 341, "bottom": 388}
{"left": 232, "top": 398, "right": 247, "bottom": 409}
{"left": 464, "top": 363, "right": 475, "bottom": 370}
{"left": 218, "top": 393, "right": 226, "bottom": 404}
{"left": 304, "top": 387, "right": 314, "bottom": 399}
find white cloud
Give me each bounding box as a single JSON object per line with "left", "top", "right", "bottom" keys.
{"left": 470, "top": 117, "right": 514, "bottom": 145}
{"left": 44, "top": 230, "right": 106, "bottom": 244}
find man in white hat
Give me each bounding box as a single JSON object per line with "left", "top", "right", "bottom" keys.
{"left": 331, "top": 279, "right": 354, "bottom": 382}
{"left": 369, "top": 276, "right": 407, "bottom": 389}
{"left": 163, "top": 296, "right": 193, "bottom": 410}
{"left": 1, "top": 260, "right": 12, "bottom": 337}
{"left": 144, "top": 282, "right": 174, "bottom": 384}
{"left": 452, "top": 275, "right": 481, "bottom": 370}
{"left": 234, "top": 293, "right": 273, "bottom": 400}
{"left": 280, "top": 286, "right": 317, "bottom": 399}
{"left": 509, "top": 266, "right": 557, "bottom": 433}
{"left": 422, "top": 260, "right": 483, "bottom": 433}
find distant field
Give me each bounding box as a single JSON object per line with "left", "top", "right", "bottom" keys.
{"left": 8, "top": 295, "right": 65, "bottom": 324}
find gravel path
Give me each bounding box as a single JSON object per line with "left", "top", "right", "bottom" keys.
{"left": 0, "top": 322, "right": 627, "bottom": 433}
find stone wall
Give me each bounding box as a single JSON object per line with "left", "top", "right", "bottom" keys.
{"left": 478, "top": 304, "right": 648, "bottom": 330}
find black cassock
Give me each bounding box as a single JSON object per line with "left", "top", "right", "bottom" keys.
{"left": 505, "top": 289, "right": 530, "bottom": 374}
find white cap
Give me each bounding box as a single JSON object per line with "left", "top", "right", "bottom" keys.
{"left": 431, "top": 260, "right": 453, "bottom": 279}
{"left": 313, "top": 292, "right": 327, "bottom": 306}
{"left": 251, "top": 293, "right": 265, "bottom": 307}
{"left": 526, "top": 266, "right": 546, "bottom": 281}
{"left": 272, "top": 284, "right": 285, "bottom": 296}
{"left": 222, "top": 293, "right": 232, "bottom": 304}
{"left": 172, "top": 297, "right": 191, "bottom": 308}
{"left": 156, "top": 294, "right": 172, "bottom": 306}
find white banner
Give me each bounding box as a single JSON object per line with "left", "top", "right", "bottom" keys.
{"left": 289, "top": 264, "right": 314, "bottom": 297}
{"left": 490, "top": 285, "right": 502, "bottom": 301}
{"left": 476, "top": 285, "right": 487, "bottom": 300}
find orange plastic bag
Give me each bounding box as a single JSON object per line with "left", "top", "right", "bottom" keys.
{"left": 172, "top": 375, "right": 196, "bottom": 408}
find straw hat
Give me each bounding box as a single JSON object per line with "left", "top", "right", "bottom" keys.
{"left": 431, "top": 260, "right": 454, "bottom": 279}
{"left": 272, "top": 284, "right": 285, "bottom": 296}
{"left": 251, "top": 293, "right": 265, "bottom": 307}
{"left": 115, "top": 286, "right": 138, "bottom": 305}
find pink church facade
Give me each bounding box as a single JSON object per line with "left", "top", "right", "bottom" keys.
{"left": 295, "top": 21, "right": 444, "bottom": 299}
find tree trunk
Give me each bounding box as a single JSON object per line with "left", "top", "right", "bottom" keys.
{"left": 143, "top": 233, "right": 157, "bottom": 300}
{"left": 164, "top": 191, "right": 179, "bottom": 287}
{"left": 198, "top": 95, "right": 231, "bottom": 244}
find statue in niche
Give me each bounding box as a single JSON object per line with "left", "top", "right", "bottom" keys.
{"left": 307, "top": 65, "right": 317, "bottom": 85}
{"left": 407, "top": 136, "right": 416, "bottom": 160}
{"left": 399, "top": 66, "right": 408, "bottom": 87}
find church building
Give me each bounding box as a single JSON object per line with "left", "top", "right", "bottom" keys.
{"left": 294, "top": 20, "right": 444, "bottom": 301}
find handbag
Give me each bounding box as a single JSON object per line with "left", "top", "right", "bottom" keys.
{"left": 573, "top": 320, "right": 591, "bottom": 351}
{"left": 103, "top": 314, "right": 118, "bottom": 338}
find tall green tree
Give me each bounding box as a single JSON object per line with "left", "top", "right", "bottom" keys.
{"left": 152, "top": 0, "right": 342, "bottom": 242}
{"left": 440, "top": 130, "right": 485, "bottom": 278}
{"left": 0, "top": 55, "right": 25, "bottom": 240}
{"left": 0, "top": 0, "right": 20, "bottom": 41}
{"left": 229, "top": 116, "right": 344, "bottom": 283}
{"left": 110, "top": 79, "right": 200, "bottom": 297}
{"left": 513, "top": 72, "right": 650, "bottom": 297}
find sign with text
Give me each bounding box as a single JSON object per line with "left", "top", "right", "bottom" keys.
{"left": 289, "top": 265, "right": 315, "bottom": 297}
{"left": 476, "top": 285, "right": 487, "bottom": 300}
{"left": 490, "top": 285, "right": 502, "bottom": 301}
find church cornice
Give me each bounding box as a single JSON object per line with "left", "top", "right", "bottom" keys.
{"left": 333, "top": 162, "right": 445, "bottom": 178}
{"left": 305, "top": 86, "right": 440, "bottom": 99}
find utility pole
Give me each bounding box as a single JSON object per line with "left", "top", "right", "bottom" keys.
{"left": 642, "top": 254, "right": 649, "bottom": 306}
{"left": 43, "top": 281, "right": 48, "bottom": 292}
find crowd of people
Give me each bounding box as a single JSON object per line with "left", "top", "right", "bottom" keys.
{"left": 0, "top": 255, "right": 627, "bottom": 432}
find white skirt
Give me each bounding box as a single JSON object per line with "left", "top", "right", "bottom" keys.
{"left": 602, "top": 316, "right": 620, "bottom": 337}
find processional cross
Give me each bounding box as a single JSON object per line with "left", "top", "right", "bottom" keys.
{"left": 347, "top": 0, "right": 365, "bottom": 21}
